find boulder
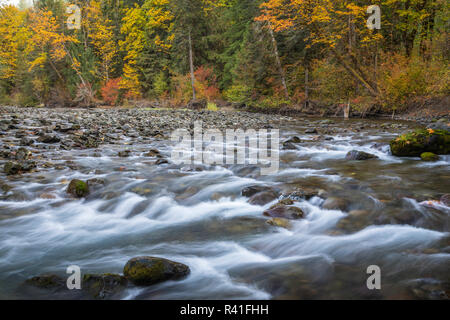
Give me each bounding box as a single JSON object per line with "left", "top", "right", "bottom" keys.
{"left": 390, "top": 129, "right": 450, "bottom": 157}
{"left": 123, "top": 256, "right": 190, "bottom": 286}
{"left": 345, "top": 150, "right": 378, "bottom": 160}
{"left": 420, "top": 152, "right": 439, "bottom": 161}
{"left": 67, "top": 179, "right": 89, "bottom": 198}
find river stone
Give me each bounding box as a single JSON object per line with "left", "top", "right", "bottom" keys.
{"left": 266, "top": 217, "right": 292, "bottom": 229}
{"left": 241, "top": 185, "right": 273, "bottom": 198}
{"left": 82, "top": 274, "right": 128, "bottom": 299}
{"left": 20, "top": 137, "right": 34, "bottom": 146}
{"left": 118, "top": 150, "right": 131, "bottom": 157}
{"left": 420, "top": 152, "right": 439, "bottom": 161}
{"left": 322, "top": 197, "right": 349, "bottom": 211}
{"left": 390, "top": 129, "right": 450, "bottom": 157}
{"left": 25, "top": 274, "right": 65, "bottom": 289}
{"left": 67, "top": 179, "right": 89, "bottom": 198}
{"left": 248, "top": 190, "right": 278, "bottom": 205}
{"left": 345, "top": 150, "right": 378, "bottom": 160}
{"left": 123, "top": 256, "right": 190, "bottom": 286}
{"left": 4, "top": 160, "right": 36, "bottom": 175}
{"left": 263, "top": 204, "right": 304, "bottom": 219}
{"left": 37, "top": 134, "right": 60, "bottom": 143}
{"left": 15, "top": 147, "right": 32, "bottom": 160}
{"left": 305, "top": 128, "right": 318, "bottom": 134}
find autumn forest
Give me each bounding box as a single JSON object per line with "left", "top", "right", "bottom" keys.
{"left": 0, "top": 0, "right": 448, "bottom": 113}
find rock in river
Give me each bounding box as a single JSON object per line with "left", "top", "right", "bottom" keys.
{"left": 345, "top": 150, "right": 378, "bottom": 160}
{"left": 390, "top": 129, "right": 450, "bottom": 157}
{"left": 420, "top": 152, "right": 439, "bottom": 161}
{"left": 83, "top": 274, "right": 128, "bottom": 299}
{"left": 263, "top": 201, "right": 304, "bottom": 219}
{"left": 4, "top": 160, "right": 36, "bottom": 175}
{"left": 123, "top": 256, "right": 190, "bottom": 286}
{"left": 67, "top": 179, "right": 90, "bottom": 198}
{"left": 322, "top": 197, "right": 349, "bottom": 211}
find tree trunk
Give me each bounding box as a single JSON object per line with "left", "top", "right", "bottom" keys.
{"left": 268, "top": 22, "right": 289, "bottom": 100}
{"left": 304, "top": 66, "right": 309, "bottom": 108}
{"left": 188, "top": 29, "right": 196, "bottom": 101}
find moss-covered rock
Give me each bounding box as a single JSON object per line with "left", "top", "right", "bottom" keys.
{"left": 390, "top": 129, "right": 450, "bottom": 157}
{"left": 67, "top": 179, "right": 89, "bottom": 198}
{"left": 25, "top": 274, "right": 65, "bottom": 289}
{"left": 4, "top": 160, "right": 36, "bottom": 175}
{"left": 123, "top": 256, "right": 190, "bottom": 286}
{"left": 266, "top": 217, "right": 292, "bottom": 229}
{"left": 420, "top": 152, "right": 439, "bottom": 161}
{"left": 82, "top": 274, "right": 128, "bottom": 299}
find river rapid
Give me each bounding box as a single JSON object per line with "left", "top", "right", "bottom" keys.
{"left": 0, "top": 107, "right": 449, "bottom": 300}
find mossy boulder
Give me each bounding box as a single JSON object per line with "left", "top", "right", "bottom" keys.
{"left": 4, "top": 160, "right": 36, "bottom": 175}
{"left": 390, "top": 129, "right": 450, "bottom": 157}
{"left": 420, "top": 152, "right": 439, "bottom": 161}
{"left": 25, "top": 274, "right": 65, "bottom": 289}
{"left": 67, "top": 179, "right": 89, "bottom": 198}
{"left": 82, "top": 274, "right": 128, "bottom": 299}
{"left": 123, "top": 256, "right": 190, "bottom": 286}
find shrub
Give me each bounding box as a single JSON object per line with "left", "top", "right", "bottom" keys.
{"left": 101, "top": 78, "right": 121, "bottom": 105}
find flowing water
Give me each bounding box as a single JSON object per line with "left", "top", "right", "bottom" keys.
{"left": 0, "top": 114, "right": 449, "bottom": 299}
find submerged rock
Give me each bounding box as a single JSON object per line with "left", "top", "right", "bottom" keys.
{"left": 322, "top": 197, "right": 349, "bottom": 211}
{"left": 67, "top": 179, "right": 89, "bottom": 198}
{"left": 4, "top": 160, "right": 36, "bottom": 175}
{"left": 83, "top": 274, "right": 128, "bottom": 299}
{"left": 25, "top": 274, "right": 65, "bottom": 289}
{"left": 266, "top": 217, "right": 292, "bottom": 229}
{"left": 263, "top": 201, "right": 304, "bottom": 219}
{"left": 345, "top": 150, "right": 378, "bottom": 160}
{"left": 420, "top": 152, "right": 439, "bottom": 161}
{"left": 390, "top": 129, "right": 450, "bottom": 157}
{"left": 241, "top": 185, "right": 273, "bottom": 198}
{"left": 37, "top": 134, "right": 60, "bottom": 144}
{"left": 248, "top": 190, "right": 278, "bottom": 205}
{"left": 123, "top": 256, "right": 190, "bottom": 286}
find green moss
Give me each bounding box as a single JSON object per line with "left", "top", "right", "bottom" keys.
{"left": 420, "top": 152, "right": 439, "bottom": 161}
{"left": 390, "top": 129, "right": 450, "bottom": 157}
{"left": 67, "top": 179, "right": 89, "bottom": 198}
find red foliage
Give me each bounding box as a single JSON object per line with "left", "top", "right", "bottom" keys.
{"left": 101, "top": 78, "right": 121, "bottom": 105}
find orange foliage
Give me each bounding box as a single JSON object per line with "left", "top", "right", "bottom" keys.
{"left": 101, "top": 78, "right": 121, "bottom": 105}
